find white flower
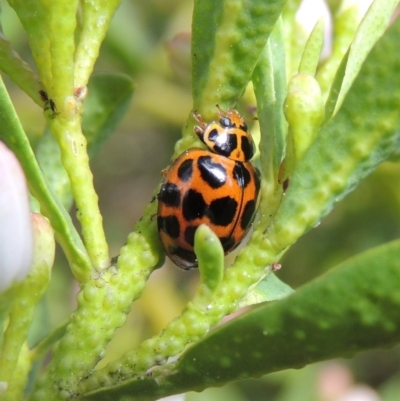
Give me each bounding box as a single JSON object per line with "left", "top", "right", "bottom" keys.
{"left": 0, "top": 141, "right": 33, "bottom": 293}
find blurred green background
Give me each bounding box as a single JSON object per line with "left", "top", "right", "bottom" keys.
{"left": 2, "top": 0, "right": 400, "bottom": 399}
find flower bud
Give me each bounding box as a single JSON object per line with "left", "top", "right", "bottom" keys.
{"left": 0, "top": 141, "right": 33, "bottom": 293}
{"left": 284, "top": 73, "right": 325, "bottom": 163}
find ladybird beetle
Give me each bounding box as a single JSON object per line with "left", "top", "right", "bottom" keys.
{"left": 157, "top": 107, "right": 260, "bottom": 270}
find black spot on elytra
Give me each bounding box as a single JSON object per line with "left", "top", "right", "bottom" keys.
{"left": 233, "top": 163, "right": 251, "bottom": 188}
{"left": 254, "top": 167, "right": 261, "bottom": 194}
{"left": 158, "top": 215, "right": 180, "bottom": 238}
{"left": 177, "top": 158, "right": 194, "bottom": 182}
{"left": 197, "top": 156, "right": 227, "bottom": 188}
{"left": 184, "top": 225, "right": 198, "bottom": 246}
{"left": 208, "top": 196, "right": 238, "bottom": 226}
{"left": 171, "top": 247, "right": 197, "bottom": 269}
{"left": 240, "top": 200, "right": 256, "bottom": 230}
{"left": 158, "top": 183, "right": 181, "bottom": 207}
{"left": 182, "top": 189, "right": 206, "bottom": 221}
{"left": 241, "top": 135, "right": 253, "bottom": 160}
{"left": 219, "top": 236, "right": 235, "bottom": 252}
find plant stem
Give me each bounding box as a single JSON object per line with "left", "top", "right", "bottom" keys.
{"left": 49, "top": 97, "right": 109, "bottom": 270}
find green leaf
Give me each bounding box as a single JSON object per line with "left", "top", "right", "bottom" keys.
{"left": 160, "top": 240, "right": 400, "bottom": 397}
{"left": 323, "top": 48, "right": 349, "bottom": 122}
{"left": 0, "top": 31, "right": 42, "bottom": 105}
{"left": 82, "top": 73, "right": 135, "bottom": 158}
{"left": 325, "top": 0, "right": 400, "bottom": 117}
{"left": 37, "top": 202, "right": 163, "bottom": 401}
{"left": 194, "top": 224, "right": 224, "bottom": 298}
{"left": 253, "top": 19, "right": 287, "bottom": 182}
{"left": 252, "top": 20, "right": 287, "bottom": 230}
{"left": 35, "top": 73, "right": 134, "bottom": 210}
{"left": 79, "top": 7, "right": 400, "bottom": 401}
{"left": 255, "top": 13, "right": 400, "bottom": 263}
{"left": 176, "top": 0, "right": 289, "bottom": 161}
{"left": 35, "top": 129, "right": 73, "bottom": 210}
{"left": 84, "top": 19, "right": 400, "bottom": 400}
{"left": 0, "top": 213, "right": 54, "bottom": 396}
{"left": 192, "top": 0, "right": 288, "bottom": 117}
{"left": 298, "top": 18, "right": 324, "bottom": 76}
{"left": 178, "top": 238, "right": 400, "bottom": 383}
{"left": 0, "top": 75, "right": 91, "bottom": 281}
{"left": 74, "top": 0, "right": 122, "bottom": 89}
{"left": 316, "top": 4, "right": 360, "bottom": 100}
{"left": 7, "top": 0, "right": 77, "bottom": 105}
{"left": 239, "top": 272, "right": 294, "bottom": 307}
{"left": 281, "top": 0, "right": 304, "bottom": 77}
{"left": 82, "top": 239, "right": 400, "bottom": 399}
{"left": 30, "top": 321, "right": 68, "bottom": 363}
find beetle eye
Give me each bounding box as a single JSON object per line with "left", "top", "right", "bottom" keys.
{"left": 241, "top": 122, "right": 248, "bottom": 131}
{"left": 219, "top": 117, "right": 233, "bottom": 127}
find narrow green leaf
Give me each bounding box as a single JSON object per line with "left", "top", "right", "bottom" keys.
{"left": 175, "top": 239, "right": 400, "bottom": 388}
{"left": 323, "top": 48, "right": 349, "bottom": 122}
{"left": 239, "top": 273, "right": 294, "bottom": 307}
{"left": 327, "top": 0, "right": 400, "bottom": 116}
{"left": 253, "top": 19, "right": 287, "bottom": 181}
{"left": 298, "top": 18, "right": 324, "bottom": 76}
{"left": 35, "top": 73, "right": 134, "bottom": 211}
{"left": 0, "top": 75, "right": 91, "bottom": 281}
{"left": 36, "top": 202, "right": 163, "bottom": 401}
{"left": 0, "top": 214, "right": 53, "bottom": 391}
{"left": 7, "top": 0, "right": 77, "bottom": 105}
{"left": 0, "top": 32, "right": 42, "bottom": 105}
{"left": 79, "top": 7, "right": 400, "bottom": 401}
{"left": 87, "top": 239, "right": 400, "bottom": 401}
{"left": 74, "top": 0, "right": 122, "bottom": 89}
{"left": 194, "top": 224, "right": 224, "bottom": 298}
{"left": 1, "top": 342, "right": 30, "bottom": 401}
{"left": 38, "top": 73, "right": 133, "bottom": 270}
{"left": 253, "top": 43, "right": 277, "bottom": 182}
{"left": 84, "top": 18, "right": 400, "bottom": 401}
{"left": 252, "top": 20, "right": 287, "bottom": 230}
{"left": 30, "top": 321, "right": 68, "bottom": 362}
{"left": 192, "top": 0, "right": 288, "bottom": 118}
{"left": 6, "top": 0, "right": 52, "bottom": 94}
{"left": 316, "top": 4, "right": 360, "bottom": 100}
{"left": 82, "top": 73, "right": 135, "bottom": 158}
{"left": 250, "top": 13, "right": 400, "bottom": 269}
{"left": 8, "top": 0, "right": 110, "bottom": 271}
{"left": 268, "top": 19, "right": 287, "bottom": 167}
{"left": 35, "top": 129, "right": 72, "bottom": 210}
{"left": 281, "top": 0, "right": 303, "bottom": 78}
